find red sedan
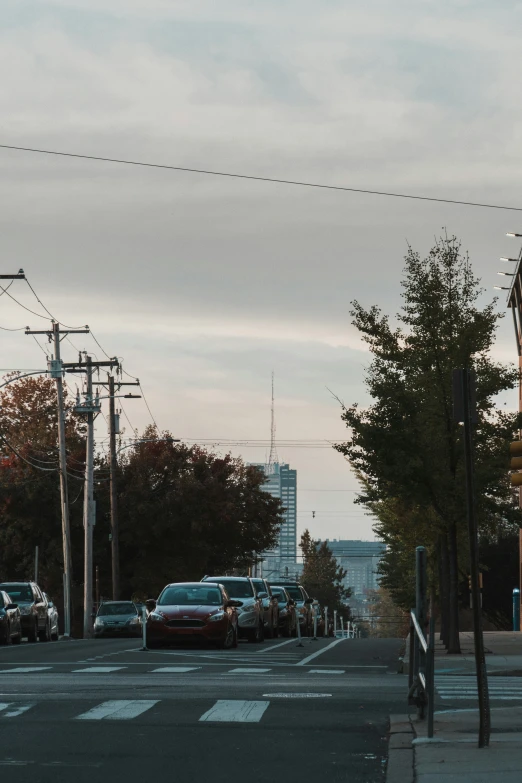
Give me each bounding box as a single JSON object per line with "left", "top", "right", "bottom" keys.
{"left": 146, "top": 582, "right": 240, "bottom": 649}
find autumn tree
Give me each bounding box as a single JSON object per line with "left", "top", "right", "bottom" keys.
{"left": 299, "top": 529, "right": 351, "bottom": 614}
{"left": 336, "top": 237, "right": 522, "bottom": 652}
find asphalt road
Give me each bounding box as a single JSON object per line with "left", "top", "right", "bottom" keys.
{"left": 0, "top": 635, "right": 406, "bottom": 782}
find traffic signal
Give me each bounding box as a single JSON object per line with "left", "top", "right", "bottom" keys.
{"left": 510, "top": 441, "right": 522, "bottom": 486}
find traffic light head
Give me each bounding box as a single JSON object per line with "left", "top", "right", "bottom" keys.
{"left": 510, "top": 441, "right": 522, "bottom": 486}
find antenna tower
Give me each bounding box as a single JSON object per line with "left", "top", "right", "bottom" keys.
{"left": 268, "top": 371, "right": 279, "bottom": 470}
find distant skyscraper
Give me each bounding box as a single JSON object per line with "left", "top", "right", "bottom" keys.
{"left": 251, "top": 462, "right": 297, "bottom": 579}
{"left": 319, "top": 540, "right": 386, "bottom": 597}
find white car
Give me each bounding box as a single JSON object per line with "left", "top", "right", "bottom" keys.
{"left": 201, "top": 576, "right": 265, "bottom": 643}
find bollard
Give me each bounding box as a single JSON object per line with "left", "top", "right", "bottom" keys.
{"left": 324, "top": 607, "right": 328, "bottom": 638}
{"left": 312, "top": 602, "right": 319, "bottom": 640}
{"left": 141, "top": 605, "right": 148, "bottom": 650}
{"left": 334, "top": 610, "right": 337, "bottom": 637}
{"left": 514, "top": 588, "right": 521, "bottom": 632}
{"left": 296, "top": 609, "right": 304, "bottom": 648}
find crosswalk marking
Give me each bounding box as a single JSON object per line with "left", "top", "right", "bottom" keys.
{"left": 199, "top": 699, "right": 270, "bottom": 723}
{"left": 72, "top": 666, "right": 126, "bottom": 673}
{"left": 0, "top": 704, "right": 35, "bottom": 718}
{"left": 227, "top": 668, "right": 271, "bottom": 674}
{"left": 76, "top": 700, "right": 159, "bottom": 720}
{"left": 0, "top": 667, "right": 51, "bottom": 673}
{"left": 309, "top": 669, "right": 345, "bottom": 675}
{"left": 435, "top": 676, "right": 522, "bottom": 701}
{"left": 151, "top": 667, "right": 200, "bottom": 673}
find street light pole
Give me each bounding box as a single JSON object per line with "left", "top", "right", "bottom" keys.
{"left": 108, "top": 374, "right": 120, "bottom": 600}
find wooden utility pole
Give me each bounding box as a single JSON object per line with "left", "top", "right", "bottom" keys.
{"left": 65, "top": 355, "right": 118, "bottom": 637}
{"left": 26, "top": 322, "right": 90, "bottom": 637}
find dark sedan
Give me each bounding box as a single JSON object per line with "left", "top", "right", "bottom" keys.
{"left": 0, "top": 590, "right": 22, "bottom": 645}
{"left": 147, "top": 582, "right": 239, "bottom": 649}
{"left": 93, "top": 601, "right": 142, "bottom": 638}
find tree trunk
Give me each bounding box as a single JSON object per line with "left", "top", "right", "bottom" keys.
{"left": 438, "top": 534, "right": 450, "bottom": 647}
{"left": 447, "top": 523, "right": 461, "bottom": 654}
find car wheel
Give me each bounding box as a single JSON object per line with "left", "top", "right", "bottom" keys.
{"left": 282, "top": 622, "right": 290, "bottom": 638}
{"left": 27, "top": 620, "right": 38, "bottom": 643}
{"left": 232, "top": 626, "right": 238, "bottom": 648}
{"left": 218, "top": 624, "right": 235, "bottom": 650}
{"left": 38, "top": 621, "right": 51, "bottom": 643}
{"left": 12, "top": 632, "right": 21, "bottom": 645}
{"left": 51, "top": 627, "right": 59, "bottom": 641}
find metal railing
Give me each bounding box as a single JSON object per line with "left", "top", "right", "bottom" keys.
{"left": 407, "top": 546, "right": 435, "bottom": 737}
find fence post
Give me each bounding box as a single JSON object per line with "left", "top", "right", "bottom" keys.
{"left": 514, "top": 588, "right": 520, "bottom": 632}
{"left": 427, "top": 613, "right": 435, "bottom": 738}
{"left": 415, "top": 546, "right": 427, "bottom": 719}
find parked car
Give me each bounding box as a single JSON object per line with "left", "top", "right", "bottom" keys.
{"left": 43, "top": 593, "right": 59, "bottom": 641}
{"left": 147, "top": 582, "right": 239, "bottom": 649}
{"left": 0, "top": 581, "right": 50, "bottom": 642}
{"left": 270, "top": 586, "right": 297, "bottom": 637}
{"left": 0, "top": 590, "right": 22, "bottom": 645}
{"left": 251, "top": 577, "right": 279, "bottom": 638}
{"left": 201, "top": 576, "right": 265, "bottom": 643}
{"left": 269, "top": 580, "right": 314, "bottom": 636}
{"left": 94, "top": 601, "right": 143, "bottom": 638}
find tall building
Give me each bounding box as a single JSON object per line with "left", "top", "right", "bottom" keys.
{"left": 250, "top": 462, "right": 297, "bottom": 580}
{"left": 320, "top": 539, "right": 386, "bottom": 598}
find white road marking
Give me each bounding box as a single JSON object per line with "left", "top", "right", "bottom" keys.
{"left": 227, "top": 668, "right": 271, "bottom": 674}
{"left": 76, "top": 700, "right": 159, "bottom": 720}
{"left": 151, "top": 667, "right": 200, "bottom": 673}
{"left": 0, "top": 704, "right": 35, "bottom": 718}
{"left": 199, "top": 699, "right": 269, "bottom": 723}
{"left": 309, "top": 669, "right": 345, "bottom": 674}
{"left": 0, "top": 667, "right": 52, "bottom": 673}
{"left": 71, "top": 667, "right": 126, "bottom": 673}
{"left": 257, "top": 639, "right": 297, "bottom": 653}
{"left": 263, "top": 693, "right": 332, "bottom": 698}
{"left": 435, "top": 676, "right": 522, "bottom": 701}
{"left": 296, "top": 638, "right": 346, "bottom": 666}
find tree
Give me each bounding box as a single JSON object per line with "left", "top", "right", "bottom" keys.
{"left": 367, "top": 588, "right": 409, "bottom": 638}
{"left": 336, "top": 236, "right": 522, "bottom": 652}
{"left": 299, "top": 529, "right": 351, "bottom": 614}
{"left": 93, "top": 428, "right": 284, "bottom": 598}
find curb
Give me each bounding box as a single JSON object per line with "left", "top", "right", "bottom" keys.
{"left": 385, "top": 713, "right": 414, "bottom": 783}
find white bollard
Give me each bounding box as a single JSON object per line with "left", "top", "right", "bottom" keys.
{"left": 312, "top": 602, "right": 319, "bottom": 640}
{"left": 324, "top": 607, "right": 328, "bottom": 638}
{"left": 347, "top": 620, "right": 351, "bottom": 638}
{"left": 141, "top": 605, "right": 148, "bottom": 650}
{"left": 334, "top": 610, "right": 337, "bottom": 637}
{"left": 296, "top": 608, "right": 304, "bottom": 647}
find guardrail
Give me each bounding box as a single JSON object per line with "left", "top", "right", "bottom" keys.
{"left": 407, "top": 546, "right": 435, "bottom": 737}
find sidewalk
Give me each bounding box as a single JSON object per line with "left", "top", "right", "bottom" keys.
{"left": 401, "top": 631, "right": 522, "bottom": 675}
{"left": 387, "top": 708, "right": 522, "bottom": 783}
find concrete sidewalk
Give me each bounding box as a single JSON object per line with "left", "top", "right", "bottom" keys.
{"left": 387, "top": 708, "right": 522, "bottom": 782}
{"left": 401, "top": 631, "right": 522, "bottom": 676}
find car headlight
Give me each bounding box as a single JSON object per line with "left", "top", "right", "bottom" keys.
{"left": 238, "top": 603, "right": 255, "bottom": 614}
{"left": 19, "top": 605, "right": 33, "bottom": 615}
{"left": 128, "top": 617, "right": 141, "bottom": 625}
{"left": 149, "top": 612, "right": 166, "bottom": 622}
{"left": 208, "top": 611, "right": 225, "bottom": 623}
{"left": 94, "top": 618, "right": 105, "bottom": 627}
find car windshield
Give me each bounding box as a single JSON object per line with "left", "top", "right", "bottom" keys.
{"left": 271, "top": 590, "right": 288, "bottom": 603}
{"left": 206, "top": 579, "right": 254, "bottom": 599}
{"left": 274, "top": 584, "right": 302, "bottom": 601}
{"left": 158, "top": 586, "right": 222, "bottom": 606}
{"left": 0, "top": 594, "right": 5, "bottom": 608}
{"left": 97, "top": 602, "right": 137, "bottom": 617}
{"left": 0, "top": 584, "right": 33, "bottom": 602}
{"left": 251, "top": 579, "right": 265, "bottom": 594}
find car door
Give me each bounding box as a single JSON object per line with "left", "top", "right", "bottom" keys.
{"left": 33, "top": 586, "right": 47, "bottom": 631}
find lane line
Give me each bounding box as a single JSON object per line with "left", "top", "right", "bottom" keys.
{"left": 0, "top": 667, "right": 52, "bottom": 673}
{"left": 2, "top": 704, "right": 35, "bottom": 718}
{"left": 257, "top": 639, "right": 297, "bottom": 653}
{"left": 296, "top": 638, "right": 345, "bottom": 666}
{"left": 199, "top": 699, "right": 269, "bottom": 723}
{"left": 309, "top": 669, "right": 345, "bottom": 674}
{"left": 71, "top": 667, "right": 126, "bottom": 673}
{"left": 227, "top": 668, "right": 271, "bottom": 674}
{"left": 151, "top": 667, "right": 200, "bottom": 673}
{"left": 76, "top": 700, "right": 159, "bottom": 720}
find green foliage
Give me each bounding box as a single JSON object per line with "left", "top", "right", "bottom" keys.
{"left": 299, "top": 529, "right": 351, "bottom": 613}
{"left": 336, "top": 236, "right": 522, "bottom": 612}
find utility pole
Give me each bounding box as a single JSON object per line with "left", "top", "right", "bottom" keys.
{"left": 26, "top": 321, "right": 90, "bottom": 638}
{"left": 104, "top": 374, "right": 140, "bottom": 601}
{"left": 453, "top": 368, "right": 490, "bottom": 748}
{"left": 65, "top": 355, "right": 119, "bottom": 638}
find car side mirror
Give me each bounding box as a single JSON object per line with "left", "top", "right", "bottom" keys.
{"left": 225, "top": 599, "right": 242, "bottom": 608}
{"left": 145, "top": 599, "right": 157, "bottom": 610}
{"left": 305, "top": 598, "right": 313, "bottom": 605}
{"left": 257, "top": 592, "right": 268, "bottom": 599}
{"left": 8, "top": 603, "right": 18, "bottom": 610}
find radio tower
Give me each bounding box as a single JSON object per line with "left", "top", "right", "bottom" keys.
{"left": 268, "top": 371, "right": 279, "bottom": 471}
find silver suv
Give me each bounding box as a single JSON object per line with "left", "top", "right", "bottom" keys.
{"left": 201, "top": 576, "right": 265, "bottom": 643}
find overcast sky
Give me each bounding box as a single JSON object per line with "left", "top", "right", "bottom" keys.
{"left": 1, "top": 0, "right": 522, "bottom": 546}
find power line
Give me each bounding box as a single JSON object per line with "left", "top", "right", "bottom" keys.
{"left": 1, "top": 143, "right": 521, "bottom": 212}
{"left": 0, "top": 283, "right": 51, "bottom": 321}
{"left": 139, "top": 383, "right": 157, "bottom": 429}
{"left": 24, "top": 277, "right": 86, "bottom": 330}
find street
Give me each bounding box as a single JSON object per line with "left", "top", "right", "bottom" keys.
{"left": 0, "top": 636, "right": 404, "bottom": 782}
